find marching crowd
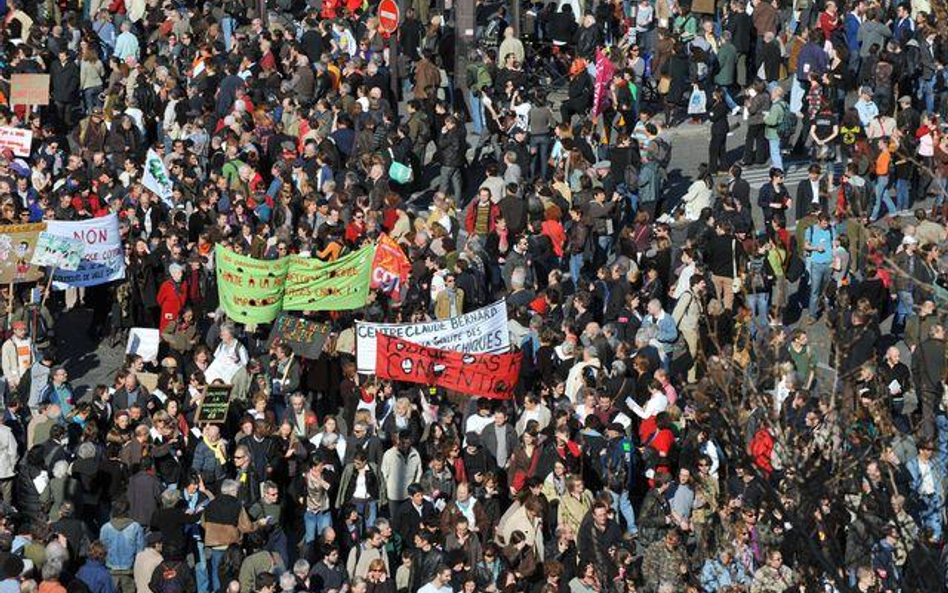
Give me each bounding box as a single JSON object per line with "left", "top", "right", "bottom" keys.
{"left": 0, "top": 0, "right": 946, "bottom": 592}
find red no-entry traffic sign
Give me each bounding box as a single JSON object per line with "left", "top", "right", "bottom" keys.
{"left": 379, "top": 0, "right": 400, "bottom": 33}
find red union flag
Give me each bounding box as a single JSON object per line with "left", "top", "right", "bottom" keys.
{"left": 593, "top": 48, "right": 616, "bottom": 119}
{"left": 375, "top": 334, "right": 521, "bottom": 399}
{"left": 370, "top": 234, "right": 411, "bottom": 300}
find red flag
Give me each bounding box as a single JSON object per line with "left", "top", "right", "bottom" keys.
{"left": 370, "top": 234, "right": 411, "bottom": 300}
{"left": 593, "top": 48, "right": 616, "bottom": 119}
{"left": 375, "top": 334, "right": 521, "bottom": 399}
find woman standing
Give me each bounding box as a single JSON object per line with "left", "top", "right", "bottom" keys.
{"left": 708, "top": 88, "right": 729, "bottom": 173}
{"left": 79, "top": 44, "right": 104, "bottom": 115}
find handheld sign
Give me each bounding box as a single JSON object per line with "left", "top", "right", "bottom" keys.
{"left": 379, "top": 0, "right": 399, "bottom": 33}
{"left": 196, "top": 384, "right": 232, "bottom": 424}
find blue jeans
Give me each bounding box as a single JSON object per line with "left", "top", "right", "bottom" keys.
{"left": 208, "top": 548, "right": 226, "bottom": 593}
{"left": 221, "top": 16, "right": 236, "bottom": 51}
{"left": 872, "top": 175, "right": 896, "bottom": 220}
{"left": 194, "top": 542, "right": 208, "bottom": 593}
{"left": 896, "top": 178, "right": 910, "bottom": 211}
{"left": 768, "top": 137, "right": 783, "bottom": 171}
{"left": 894, "top": 290, "right": 914, "bottom": 336}
{"left": 304, "top": 510, "right": 332, "bottom": 544}
{"left": 918, "top": 494, "right": 943, "bottom": 541}
{"left": 82, "top": 86, "right": 101, "bottom": 115}
{"left": 920, "top": 77, "right": 937, "bottom": 114}
{"left": 609, "top": 490, "right": 637, "bottom": 535}
{"left": 469, "top": 91, "right": 484, "bottom": 135}
{"left": 569, "top": 253, "right": 584, "bottom": 285}
{"left": 530, "top": 134, "right": 552, "bottom": 180}
{"left": 747, "top": 292, "right": 770, "bottom": 339}
{"left": 722, "top": 87, "right": 738, "bottom": 111}
{"left": 808, "top": 261, "right": 832, "bottom": 317}
{"left": 598, "top": 235, "right": 614, "bottom": 262}
{"left": 355, "top": 501, "right": 378, "bottom": 532}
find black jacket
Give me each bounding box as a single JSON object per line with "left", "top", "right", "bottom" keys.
{"left": 436, "top": 125, "right": 466, "bottom": 168}
{"left": 50, "top": 59, "right": 80, "bottom": 103}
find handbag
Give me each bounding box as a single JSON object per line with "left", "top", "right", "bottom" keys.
{"left": 687, "top": 88, "right": 707, "bottom": 115}
{"left": 388, "top": 149, "right": 412, "bottom": 184}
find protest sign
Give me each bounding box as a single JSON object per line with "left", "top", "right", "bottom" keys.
{"left": 376, "top": 334, "right": 521, "bottom": 399}
{"left": 370, "top": 234, "right": 410, "bottom": 300}
{"left": 268, "top": 313, "right": 331, "bottom": 359}
{"left": 283, "top": 244, "right": 375, "bottom": 311}
{"left": 0, "top": 127, "right": 33, "bottom": 157}
{"left": 0, "top": 223, "right": 45, "bottom": 284}
{"left": 142, "top": 149, "right": 174, "bottom": 206}
{"left": 126, "top": 327, "right": 160, "bottom": 363}
{"left": 195, "top": 384, "right": 232, "bottom": 424}
{"left": 355, "top": 300, "right": 509, "bottom": 374}
{"left": 31, "top": 232, "right": 85, "bottom": 271}
{"left": 10, "top": 74, "right": 49, "bottom": 106}
{"left": 46, "top": 214, "right": 125, "bottom": 288}
{"left": 215, "top": 244, "right": 289, "bottom": 324}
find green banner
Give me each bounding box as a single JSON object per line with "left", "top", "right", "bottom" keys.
{"left": 283, "top": 244, "right": 375, "bottom": 311}
{"left": 215, "top": 244, "right": 289, "bottom": 323}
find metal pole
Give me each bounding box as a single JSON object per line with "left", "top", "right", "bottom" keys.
{"left": 454, "top": 0, "right": 474, "bottom": 119}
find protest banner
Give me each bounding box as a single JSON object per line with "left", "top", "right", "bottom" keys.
{"left": 0, "top": 223, "right": 45, "bottom": 284}
{"left": 267, "top": 313, "right": 331, "bottom": 358}
{"left": 9, "top": 74, "right": 49, "bottom": 106}
{"left": 142, "top": 149, "right": 174, "bottom": 206}
{"left": 195, "top": 384, "right": 232, "bottom": 424}
{"left": 46, "top": 214, "right": 125, "bottom": 288}
{"left": 376, "top": 334, "right": 521, "bottom": 399}
{"left": 31, "top": 232, "right": 85, "bottom": 271}
{"left": 215, "top": 244, "right": 289, "bottom": 324}
{"left": 126, "top": 327, "right": 160, "bottom": 363}
{"left": 355, "top": 300, "right": 509, "bottom": 374}
{"left": 370, "top": 234, "right": 410, "bottom": 300}
{"left": 283, "top": 244, "right": 375, "bottom": 311}
{"left": 0, "top": 127, "right": 33, "bottom": 157}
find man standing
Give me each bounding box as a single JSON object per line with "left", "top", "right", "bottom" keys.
{"left": 380, "top": 431, "right": 423, "bottom": 518}
{"left": 803, "top": 214, "right": 834, "bottom": 322}
{"left": 1, "top": 320, "right": 32, "bottom": 396}
{"left": 100, "top": 498, "right": 145, "bottom": 593}
{"left": 50, "top": 49, "right": 79, "bottom": 133}
{"left": 912, "top": 324, "right": 945, "bottom": 442}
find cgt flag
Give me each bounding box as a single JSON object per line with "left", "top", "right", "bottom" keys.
{"left": 370, "top": 234, "right": 410, "bottom": 300}
{"left": 375, "top": 333, "right": 521, "bottom": 399}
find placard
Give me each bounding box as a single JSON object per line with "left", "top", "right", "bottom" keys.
{"left": 10, "top": 74, "right": 49, "bottom": 106}
{"left": 268, "top": 313, "right": 331, "bottom": 359}
{"left": 30, "top": 232, "right": 84, "bottom": 271}
{"left": 0, "top": 222, "right": 45, "bottom": 284}
{"left": 126, "top": 327, "right": 160, "bottom": 364}
{"left": 0, "top": 127, "right": 33, "bottom": 157}
{"left": 195, "top": 384, "right": 232, "bottom": 424}
{"left": 356, "top": 300, "right": 509, "bottom": 374}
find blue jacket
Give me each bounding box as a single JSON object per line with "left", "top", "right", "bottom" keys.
{"left": 907, "top": 456, "right": 946, "bottom": 502}
{"left": 845, "top": 13, "right": 861, "bottom": 55}
{"left": 100, "top": 518, "right": 145, "bottom": 570}
{"left": 78, "top": 560, "right": 116, "bottom": 593}
{"left": 796, "top": 42, "right": 828, "bottom": 82}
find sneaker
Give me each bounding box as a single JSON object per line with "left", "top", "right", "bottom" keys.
{"left": 731, "top": 106, "right": 741, "bottom": 116}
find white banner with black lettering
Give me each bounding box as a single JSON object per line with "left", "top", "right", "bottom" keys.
{"left": 356, "top": 300, "right": 510, "bottom": 374}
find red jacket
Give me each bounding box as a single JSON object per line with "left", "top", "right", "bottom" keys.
{"left": 156, "top": 279, "right": 188, "bottom": 333}
{"left": 464, "top": 201, "right": 500, "bottom": 235}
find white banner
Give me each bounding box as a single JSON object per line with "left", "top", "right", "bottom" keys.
{"left": 46, "top": 214, "right": 125, "bottom": 288}
{"left": 142, "top": 148, "right": 173, "bottom": 206}
{"left": 0, "top": 127, "right": 32, "bottom": 157}
{"left": 356, "top": 300, "right": 510, "bottom": 374}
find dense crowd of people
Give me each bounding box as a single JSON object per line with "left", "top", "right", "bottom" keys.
{"left": 0, "top": 0, "right": 946, "bottom": 592}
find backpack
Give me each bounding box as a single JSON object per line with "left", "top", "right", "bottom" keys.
{"left": 777, "top": 106, "right": 797, "bottom": 141}
{"left": 624, "top": 163, "right": 640, "bottom": 190}
{"left": 650, "top": 138, "right": 672, "bottom": 170}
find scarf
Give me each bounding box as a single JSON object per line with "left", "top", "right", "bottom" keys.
{"left": 203, "top": 436, "right": 227, "bottom": 465}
